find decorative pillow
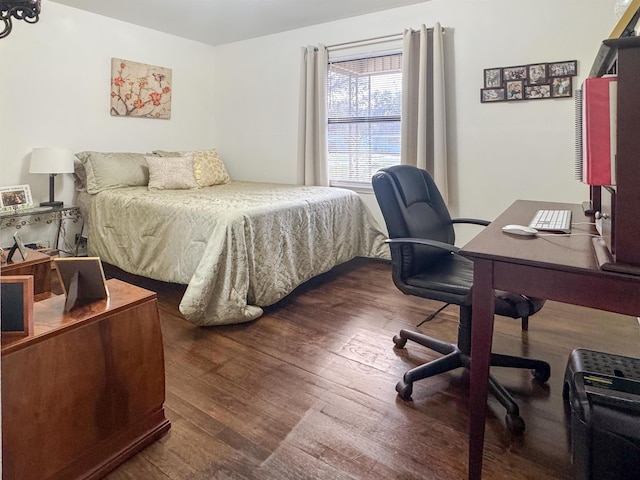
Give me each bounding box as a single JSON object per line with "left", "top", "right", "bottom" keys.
{"left": 75, "top": 151, "right": 150, "bottom": 194}
{"left": 180, "top": 149, "right": 230, "bottom": 187}
{"left": 151, "top": 149, "right": 230, "bottom": 186}
{"left": 146, "top": 155, "right": 199, "bottom": 190}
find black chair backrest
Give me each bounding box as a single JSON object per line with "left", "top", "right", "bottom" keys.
{"left": 372, "top": 165, "right": 455, "bottom": 277}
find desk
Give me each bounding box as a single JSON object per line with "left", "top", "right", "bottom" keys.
{"left": 461, "top": 200, "right": 640, "bottom": 479}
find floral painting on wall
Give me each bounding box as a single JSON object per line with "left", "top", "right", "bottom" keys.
{"left": 110, "top": 58, "right": 172, "bottom": 119}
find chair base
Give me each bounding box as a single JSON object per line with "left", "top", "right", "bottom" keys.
{"left": 393, "top": 329, "right": 550, "bottom": 434}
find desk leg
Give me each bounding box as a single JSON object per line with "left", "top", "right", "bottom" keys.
{"left": 468, "top": 258, "right": 495, "bottom": 480}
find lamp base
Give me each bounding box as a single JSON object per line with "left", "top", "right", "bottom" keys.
{"left": 40, "top": 201, "right": 63, "bottom": 207}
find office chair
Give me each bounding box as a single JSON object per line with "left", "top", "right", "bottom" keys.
{"left": 372, "top": 165, "right": 550, "bottom": 434}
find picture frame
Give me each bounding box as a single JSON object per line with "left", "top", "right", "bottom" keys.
{"left": 506, "top": 80, "right": 524, "bottom": 101}
{"left": 524, "top": 84, "right": 552, "bottom": 100}
{"left": 54, "top": 257, "right": 110, "bottom": 312}
{"left": 551, "top": 76, "right": 573, "bottom": 98}
{"left": 6, "top": 232, "right": 28, "bottom": 262}
{"left": 527, "top": 63, "right": 548, "bottom": 85}
{"left": 549, "top": 60, "right": 577, "bottom": 77}
{"left": 111, "top": 58, "right": 172, "bottom": 119}
{"left": 484, "top": 68, "right": 502, "bottom": 88}
{"left": 480, "top": 88, "right": 506, "bottom": 103}
{"left": 1, "top": 275, "right": 34, "bottom": 337}
{"left": 502, "top": 65, "right": 527, "bottom": 81}
{"left": 481, "top": 59, "right": 577, "bottom": 104}
{"left": 0, "top": 184, "right": 33, "bottom": 213}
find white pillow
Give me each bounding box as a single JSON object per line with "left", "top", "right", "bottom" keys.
{"left": 146, "top": 155, "right": 198, "bottom": 190}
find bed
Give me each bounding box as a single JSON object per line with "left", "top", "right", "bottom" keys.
{"left": 74, "top": 150, "right": 389, "bottom": 326}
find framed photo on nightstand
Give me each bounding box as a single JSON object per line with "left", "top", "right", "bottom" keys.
{"left": 0, "top": 184, "right": 33, "bottom": 213}
{"left": 6, "top": 232, "right": 28, "bottom": 262}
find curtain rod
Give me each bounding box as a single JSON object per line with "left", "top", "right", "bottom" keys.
{"left": 327, "top": 31, "right": 407, "bottom": 50}
{"left": 326, "top": 26, "right": 443, "bottom": 51}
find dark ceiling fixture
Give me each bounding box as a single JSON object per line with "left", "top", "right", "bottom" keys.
{"left": 0, "top": 0, "right": 41, "bottom": 39}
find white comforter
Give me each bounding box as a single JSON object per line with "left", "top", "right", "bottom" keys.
{"left": 88, "top": 181, "right": 389, "bottom": 325}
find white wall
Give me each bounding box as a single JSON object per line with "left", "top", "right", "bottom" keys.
{"left": 212, "top": 0, "right": 619, "bottom": 244}
{"left": 0, "top": 1, "right": 218, "bottom": 245}
{"left": 1, "top": 0, "right": 621, "bottom": 246}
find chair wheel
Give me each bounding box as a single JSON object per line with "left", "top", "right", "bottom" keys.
{"left": 532, "top": 364, "right": 551, "bottom": 384}
{"left": 393, "top": 335, "right": 407, "bottom": 349}
{"left": 396, "top": 380, "right": 413, "bottom": 400}
{"left": 505, "top": 413, "right": 525, "bottom": 435}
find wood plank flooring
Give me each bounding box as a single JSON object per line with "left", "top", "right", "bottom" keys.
{"left": 97, "top": 258, "right": 640, "bottom": 480}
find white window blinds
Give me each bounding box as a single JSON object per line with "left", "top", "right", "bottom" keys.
{"left": 327, "top": 53, "right": 402, "bottom": 188}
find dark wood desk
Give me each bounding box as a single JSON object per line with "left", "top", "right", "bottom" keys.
{"left": 461, "top": 200, "right": 640, "bottom": 479}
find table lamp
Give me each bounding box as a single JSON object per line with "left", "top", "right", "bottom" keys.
{"left": 29, "top": 147, "right": 74, "bottom": 207}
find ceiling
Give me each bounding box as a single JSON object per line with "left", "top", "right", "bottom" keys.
{"left": 50, "top": 0, "right": 429, "bottom": 46}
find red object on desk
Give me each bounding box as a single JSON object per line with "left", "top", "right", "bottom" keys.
{"left": 581, "top": 75, "right": 617, "bottom": 186}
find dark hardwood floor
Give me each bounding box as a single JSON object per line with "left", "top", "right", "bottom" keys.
{"left": 96, "top": 258, "right": 640, "bottom": 480}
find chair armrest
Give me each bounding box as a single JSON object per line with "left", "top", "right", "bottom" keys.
{"left": 386, "top": 237, "right": 460, "bottom": 254}
{"left": 452, "top": 218, "right": 491, "bottom": 227}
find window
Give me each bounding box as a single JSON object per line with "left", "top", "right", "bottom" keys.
{"left": 327, "top": 53, "right": 402, "bottom": 189}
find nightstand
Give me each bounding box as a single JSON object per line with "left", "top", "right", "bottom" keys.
{"left": 0, "top": 205, "right": 84, "bottom": 255}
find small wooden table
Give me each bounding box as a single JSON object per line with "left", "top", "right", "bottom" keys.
{"left": 1, "top": 278, "right": 171, "bottom": 480}
{"left": 1, "top": 248, "right": 51, "bottom": 297}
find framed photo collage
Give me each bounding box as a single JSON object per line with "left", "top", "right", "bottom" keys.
{"left": 481, "top": 60, "right": 577, "bottom": 103}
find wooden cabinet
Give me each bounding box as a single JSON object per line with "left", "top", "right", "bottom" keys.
{"left": 1, "top": 248, "right": 51, "bottom": 296}
{"left": 606, "top": 37, "right": 640, "bottom": 268}
{"left": 1, "top": 278, "right": 170, "bottom": 480}
{"left": 591, "top": 36, "right": 640, "bottom": 274}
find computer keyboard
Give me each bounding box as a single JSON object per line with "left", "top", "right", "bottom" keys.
{"left": 528, "top": 209, "right": 572, "bottom": 233}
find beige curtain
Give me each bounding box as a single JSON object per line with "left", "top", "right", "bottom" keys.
{"left": 401, "top": 23, "right": 448, "bottom": 203}
{"left": 297, "top": 45, "right": 329, "bottom": 186}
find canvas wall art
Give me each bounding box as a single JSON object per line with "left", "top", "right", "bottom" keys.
{"left": 110, "top": 58, "right": 172, "bottom": 119}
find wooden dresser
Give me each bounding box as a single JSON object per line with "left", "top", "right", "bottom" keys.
{"left": 1, "top": 278, "right": 171, "bottom": 480}
{"left": 1, "top": 248, "right": 51, "bottom": 296}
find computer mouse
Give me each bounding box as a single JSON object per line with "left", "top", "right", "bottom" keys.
{"left": 501, "top": 225, "right": 539, "bottom": 236}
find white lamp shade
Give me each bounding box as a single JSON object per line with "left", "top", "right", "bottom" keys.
{"left": 30, "top": 147, "right": 74, "bottom": 174}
